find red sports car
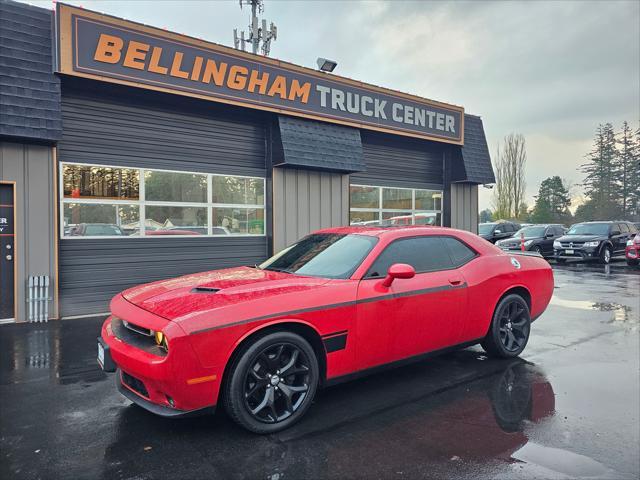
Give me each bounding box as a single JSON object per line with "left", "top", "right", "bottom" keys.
{"left": 626, "top": 233, "right": 639, "bottom": 266}
{"left": 98, "top": 226, "right": 554, "bottom": 433}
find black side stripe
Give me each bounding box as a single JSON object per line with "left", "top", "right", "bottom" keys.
{"left": 190, "top": 282, "right": 467, "bottom": 335}
{"left": 321, "top": 329, "right": 348, "bottom": 339}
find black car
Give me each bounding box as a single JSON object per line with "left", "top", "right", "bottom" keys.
{"left": 553, "top": 221, "right": 638, "bottom": 264}
{"left": 478, "top": 221, "right": 521, "bottom": 243}
{"left": 495, "top": 224, "right": 566, "bottom": 257}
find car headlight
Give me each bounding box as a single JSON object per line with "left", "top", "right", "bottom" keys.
{"left": 154, "top": 331, "right": 169, "bottom": 351}
{"left": 524, "top": 240, "right": 533, "bottom": 247}
{"left": 628, "top": 239, "right": 635, "bottom": 246}
{"left": 553, "top": 241, "right": 561, "bottom": 249}
{"left": 584, "top": 241, "right": 600, "bottom": 247}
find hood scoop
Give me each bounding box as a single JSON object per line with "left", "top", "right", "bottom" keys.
{"left": 191, "top": 286, "right": 221, "bottom": 294}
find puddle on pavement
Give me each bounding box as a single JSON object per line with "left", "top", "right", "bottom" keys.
{"left": 550, "top": 297, "right": 638, "bottom": 330}
{"left": 512, "top": 442, "right": 620, "bottom": 479}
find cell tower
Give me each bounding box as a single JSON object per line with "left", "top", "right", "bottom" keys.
{"left": 233, "top": 0, "right": 277, "bottom": 57}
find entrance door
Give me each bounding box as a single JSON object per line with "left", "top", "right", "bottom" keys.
{"left": 0, "top": 182, "right": 15, "bottom": 321}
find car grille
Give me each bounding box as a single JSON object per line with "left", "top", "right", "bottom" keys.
{"left": 501, "top": 242, "right": 519, "bottom": 248}
{"left": 111, "top": 317, "right": 166, "bottom": 357}
{"left": 560, "top": 241, "right": 584, "bottom": 248}
{"left": 121, "top": 371, "right": 149, "bottom": 398}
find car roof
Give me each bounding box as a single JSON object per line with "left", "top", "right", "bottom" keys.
{"left": 314, "top": 225, "right": 464, "bottom": 238}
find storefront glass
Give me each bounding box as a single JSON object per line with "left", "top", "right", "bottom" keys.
{"left": 60, "top": 162, "right": 265, "bottom": 237}
{"left": 349, "top": 184, "right": 442, "bottom": 226}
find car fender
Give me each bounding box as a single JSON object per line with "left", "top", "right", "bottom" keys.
{"left": 229, "top": 317, "right": 323, "bottom": 355}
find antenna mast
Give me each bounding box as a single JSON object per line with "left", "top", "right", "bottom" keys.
{"left": 233, "top": 0, "right": 277, "bottom": 56}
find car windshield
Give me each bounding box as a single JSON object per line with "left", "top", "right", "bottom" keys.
{"left": 259, "top": 233, "right": 378, "bottom": 279}
{"left": 516, "top": 226, "right": 546, "bottom": 238}
{"left": 567, "top": 223, "right": 609, "bottom": 236}
{"left": 478, "top": 224, "right": 495, "bottom": 235}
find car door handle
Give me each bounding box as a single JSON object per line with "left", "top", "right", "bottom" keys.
{"left": 448, "top": 278, "right": 463, "bottom": 286}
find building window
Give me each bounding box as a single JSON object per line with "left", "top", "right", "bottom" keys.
{"left": 60, "top": 162, "right": 265, "bottom": 238}
{"left": 349, "top": 184, "right": 442, "bottom": 227}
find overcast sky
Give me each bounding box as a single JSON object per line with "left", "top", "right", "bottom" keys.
{"left": 30, "top": 0, "right": 640, "bottom": 210}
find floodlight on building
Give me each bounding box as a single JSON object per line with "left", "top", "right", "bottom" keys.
{"left": 316, "top": 57, "right": 337, "bottom": 73}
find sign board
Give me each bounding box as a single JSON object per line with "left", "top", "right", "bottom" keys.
{"left": 56, "top": 4, "right": 464, "bottom": 145}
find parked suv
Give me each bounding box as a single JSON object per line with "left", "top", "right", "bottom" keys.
{"left": 496, "top": 224, "right": 566, "bottom": 257}
{"left": 553, "top": 221, "right": 638, "bottom": 264}
{"left": 478, "top": 221, "right": 521, "bottom": 243}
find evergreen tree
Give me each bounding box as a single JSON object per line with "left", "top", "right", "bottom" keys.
{"left": 627, "top": 126, "right": 640, "bottom": 220}
{"left": 580, "top": 123, "right": 621, "bottom": 219}
{"left": 615, "top": 121, "right": 635, "bottom": 218}
{"left": 531, "top": 176, "right": 572, "bottom": 224}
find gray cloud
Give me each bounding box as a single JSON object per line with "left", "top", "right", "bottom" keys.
{"left": 28, "top": 0, "right": 639, "bottom": 208}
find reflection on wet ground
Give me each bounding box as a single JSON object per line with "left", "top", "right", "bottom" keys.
{"left": 0, "top": 266, "right": 638, "bottom": 479}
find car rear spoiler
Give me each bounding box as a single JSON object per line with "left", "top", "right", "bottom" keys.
{"left": 509, "top": 251, "right": 543, "bottom": 258}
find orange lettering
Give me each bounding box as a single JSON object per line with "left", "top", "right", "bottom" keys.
{"left": 93, "top": 34, "right": 123, "bottom": 64}
{"left": 267, "top": 75, "right": 287, "bottom": 99}
{"left": 201, "top": 59, "right": 227, "bottom": 86}
{"left": 170, "top": 52, "right": 189, "bottom": 79}
{"left": 247, "top": 70, "right": 270, "bottom": 94}
{"left": 227, "top": 65, "right": 248, "bottom": 90}
{"left": 190, "top": 56, "right": 204, "bottom": 81}
{"left": 123, "top": 41, "right": 149, "bottom": 70}
{"left": 148, "top": 47, "right": 167, "bottom": 75}
{"left": 288, "top": 79, "right": 311, "bottom": 103}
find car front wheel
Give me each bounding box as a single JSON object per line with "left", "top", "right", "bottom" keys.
{"left": 481, "top": 294, "right": 531, "bottom": 358}
{"left": 600, "top": 245, "right": 612, "bottom": 264}
{"left": 223, "top": 331, "right": 319, "bottom": 434}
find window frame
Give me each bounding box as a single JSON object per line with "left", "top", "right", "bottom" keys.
{"left": 363, "top": 234, "right": 478, "bottom": 279}
{"left": 349, "top": 184, "right": 443, "bottom": 227}
{"left": 59, "top": 161, "right": 266, "bottom": 239}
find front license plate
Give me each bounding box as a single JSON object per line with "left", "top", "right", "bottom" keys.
{"left": 565, "top": 249, "right": 574, "bottom": 255}
{"left": 98, "top": 341, "right": 105, "bottom": 368}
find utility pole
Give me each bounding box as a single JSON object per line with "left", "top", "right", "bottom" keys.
{"left": 233, "top": 0, "right": 277, "bottom": 57}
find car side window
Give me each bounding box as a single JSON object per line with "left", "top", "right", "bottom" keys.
{"left": 441, "top": 237, "right": 477, "bottom": 267}
{"left": 366, "top": 237, "right": 454, "bottom": 278}
{"left": 619, "top": 223, "right": 629, "bottom": 233}
{"left": 630, "top": 224, "right": 638, "bottom": 234}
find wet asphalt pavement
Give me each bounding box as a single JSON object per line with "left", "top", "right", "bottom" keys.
{"left": 1, "top": 263, "right": 639, "bottom": 479}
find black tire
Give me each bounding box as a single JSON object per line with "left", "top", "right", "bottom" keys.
{"left": 223, "top": 331, "right": 319, "bottom": 434}
{"left": 481, "top": 294, "right": 531, "bottom": 358}
{"left": 533, "top": 246, "right": 543, "bottom": 256}
{"left": 599, "top": 245, "right": 612, "bottom": 264}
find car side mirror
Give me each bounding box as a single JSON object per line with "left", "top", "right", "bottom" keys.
{"left": 545, "top": 233, "right": 554, "bottom": 238}
{"left": 495, "top": 229, "right": 502, "bottom": 234}
{"left": 382, "top": 263, "right": 416, "bottom": 287}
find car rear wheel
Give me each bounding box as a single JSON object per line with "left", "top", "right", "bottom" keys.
{"left": 600, "top": 245, "right": 612, "bottom": 264}
{"left": 481, "top": 294, "right": 531, "bottom": 358}
{"left": 223, "top": 331, "right": 319, "bottom": 434}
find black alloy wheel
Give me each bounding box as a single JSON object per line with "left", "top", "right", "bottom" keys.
{"left": 481, "top": 294, "right": 531, "bottom": 358}
{"left": 224, "top": 331, "right": 319, "bottom": 433}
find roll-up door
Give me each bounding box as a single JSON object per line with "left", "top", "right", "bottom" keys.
{"left": 352, "top": 131, "right": 444, "bottom": 189}
{"left": 58, "top": 86, "right": 269, "bottom": 317}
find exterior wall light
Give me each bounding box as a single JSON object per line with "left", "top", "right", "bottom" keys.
{"left": 317, "top": 57, "right": 337, "bottom": 72}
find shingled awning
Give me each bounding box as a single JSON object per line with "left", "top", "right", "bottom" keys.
{"left": 274, "top": 115, "right": 365, "bottom": 173}
{"left": 452, "top": 114, "right": 495, "bottom": 184}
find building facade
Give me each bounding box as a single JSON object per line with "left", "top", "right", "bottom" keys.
{"left": 0, "top": 1, "right": 494, "bottom": 321}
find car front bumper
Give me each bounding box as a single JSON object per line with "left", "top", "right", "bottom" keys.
{"left": 100, "top": 300, "right": 222, "bottom": 415}
{"left": 626, "top": 246, "right": 638, "bottom": 260}
{"left": 554, "top": 247, "right": 599, "bottom": 261}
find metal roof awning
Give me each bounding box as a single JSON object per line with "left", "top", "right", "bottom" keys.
{"left": 274, "top": 115, "right": 366, "bottom": 173}
{"left": 452, "top": 114, "right": 496, "bottom": 185}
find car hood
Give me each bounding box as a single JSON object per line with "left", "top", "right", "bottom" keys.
{"left": 121, "top": 266, "right": 332, "bottom": 322}
{"left": 557, "top": 234, "right": 606, "bottom": 242}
